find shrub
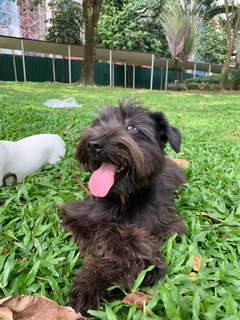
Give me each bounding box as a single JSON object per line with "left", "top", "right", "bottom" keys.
{"left": 186, "top": 69, "right": 240, "bottom": 90}
{"left": 168, "top": 82, "right": 187, "bottom": 91}
{"left": 225, "top": 69, "right": 240, "bottom": 90}
{"left": 186, "top": 82, "right": 199, "bottom": 90}
{"left": 186, "top": 74, "right": 221, "bottom": 84}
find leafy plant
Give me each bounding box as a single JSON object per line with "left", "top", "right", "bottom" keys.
{"left": 195, "top": 20, "right": 228, "bottom": 64}
{"left": 161, "top": 0, "right": 202, "bottom": 81}
{"left": 97, "top": 0, "right": 167, "bottom": 56}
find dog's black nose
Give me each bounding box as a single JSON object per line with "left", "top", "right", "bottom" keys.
{"left": 87, "top": 138, "right": 104, "bottom": 152}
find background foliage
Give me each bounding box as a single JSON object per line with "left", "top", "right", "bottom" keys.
{"left": 97, "top": 0, "right": 168, "bottom": 56}
{"left": 195, "top": 20, "right": 229, "bottom": 64}
{"left": 46, "top": 0, "right": 84, "bottom": 45}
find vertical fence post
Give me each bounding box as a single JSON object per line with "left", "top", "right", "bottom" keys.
{"left": 193, "top": 62, "right": 197, "bottom": 79}
{"left": 133, "top": 65, "right": 135, "bottom": 89}
{"left": 124, "top": 63, "right": 127, "bottom": 88}
{"left": 208, "top": 64, "right": 211, "bottom": 75}
{"left": 165, "top": 60, "right": 169, "bottom": 91}
{"left": 150, "top": 54, "right": 154, "bottom": 90}
{"left": 52, "top": 55, "right": 56, "bottom": 83}
{"left": 21, "top": 40, "right": 26, "bottom": 82}
{"left": 68, "top": 45, "right": 71, "bottom": 84}
{"left": 109, "top": 50, "right": 112, "bottom": 86}
{"left": 12, "top": 50, "right": 17, "bottom": 81}
{"left": 112, "top": 62, "right": 114, "bottom": 86}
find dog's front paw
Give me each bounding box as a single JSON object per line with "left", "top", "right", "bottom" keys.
{"left": 68, "top": 298, "right": 92, "bottom": 317}
{"left": 68, "top": 290, "right": 99, "bottom": 317}
{"left": 142, "top": 263, "right": 167, "bottom": 286}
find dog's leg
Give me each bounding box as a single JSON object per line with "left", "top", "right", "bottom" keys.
{"left": 142, "top": 256, "right": 167, "bottom": 286}
{"left": 135, "top": 239, "right": 167, "bottom": 286}
{"left": 61, "top": 200, "right": 113, "bottom": 247}
{"left": 68, "top": 259, "right": 122, "bottom": 316}
{"left": 68, "top": 267, "right": 102, "bottom": 316}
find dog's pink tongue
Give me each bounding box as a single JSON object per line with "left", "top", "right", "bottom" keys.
{"left": 89, "top": 162, "right": 118, "bottom": 197}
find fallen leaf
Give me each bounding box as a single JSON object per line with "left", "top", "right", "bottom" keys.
{"left": 0, "top": 295, "right": 84, "bottom": 320}
{"left": 193, "top": 256, "right": 206, "bottom": 272}
{"left": 123, "top": 292, "right": 148, "bottom": 308}
{"left": 167, "top": 156, "right": 190, "bottom": 168}
{"left": 0, "top": 307, "right": 13, "bottom": 320}
{"left": 0, "top": 297, "right": 12, "bottom": 305}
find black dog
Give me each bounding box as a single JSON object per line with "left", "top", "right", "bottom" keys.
{"left": 62, "top": 98, "right": 186, "bottom": 315}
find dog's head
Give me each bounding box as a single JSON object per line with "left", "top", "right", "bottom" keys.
{"left": 77, "top": 99, "right": 182, "bottom": 197}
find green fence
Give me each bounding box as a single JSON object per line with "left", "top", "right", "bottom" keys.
{"left": 0, "top": 54, "right": 194, "bottom": 89}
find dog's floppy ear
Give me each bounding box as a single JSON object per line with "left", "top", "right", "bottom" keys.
{"left": 150, "top": 112, "right": 182, "bottom": 153}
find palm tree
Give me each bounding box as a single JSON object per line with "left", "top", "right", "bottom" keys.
{"left": 161, "top": 0, "right": 188, "bottom": 81}
{"left": 180, "top": 1, "right": 202, "bottom": 82}
{"left": 161, "top": 0, "right": 202, "bottom": 82}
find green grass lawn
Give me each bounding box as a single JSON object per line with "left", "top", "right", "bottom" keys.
{"left": 0, "top": 81, "right": 240, "bottom": 319}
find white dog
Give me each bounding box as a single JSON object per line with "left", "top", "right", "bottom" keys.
{"left": 0, "top": 134, "right": 66, "bottom": 187}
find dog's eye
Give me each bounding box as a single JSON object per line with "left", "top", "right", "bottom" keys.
{"left": 127, "top": 124, "right": 137, "bottom": 132}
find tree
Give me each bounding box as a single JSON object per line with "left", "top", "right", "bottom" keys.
{"left": 236, "top": 35, "right": 240, "bottom": 67}
{"left": 180, "top": 1, "right": 202, "bottom": 82}
{"left": 195, "top": 20, "right": 228, "bottom": 64}
{"left": 161, "top": 0, "right": 201, "bottom": 81}
{"left": 79, "top": 0, "right": 125, "bottom": 85}
{"left": 220, "top": 0, "right": 240, "bottom": 89}
{"left": 79, "top": 0, "right": 103, "bottom": 85}
{"left": 97, "top": 0, "right": 167, "bottom": 56}
{"left": 46, "top": 0, "right": 84, "bottom": 45}
{"left": 16, "top": 0, "right": 104, "bottom": 86}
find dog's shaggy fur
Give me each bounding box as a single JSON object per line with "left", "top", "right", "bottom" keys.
{"left": 62, "top": 99, "right": 186, "bottom": 315}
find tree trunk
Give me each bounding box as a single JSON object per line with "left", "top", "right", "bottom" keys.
{"left": 79, "top": 0, "right": 102, "bottom": 85}
{"left": 174, "top": 58, "right": 178, "bottom": 81}
{"left": 181, "top": 61, "right": 186, "bottom": 83}
{"left": 220, "top": 1, "right": 240, "bottom": 90}
{"left": 220, "top": 41, "right": 233, "bottom": 90}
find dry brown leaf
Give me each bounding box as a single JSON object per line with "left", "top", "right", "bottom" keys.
{"left": 0, "top": 306, "right": 13, "bottom": 320}
{"left": 123, "top": 292, "right": 148, "bottom": 308}
{"left": 0, "top": 297, "right": 12, "bottom": 305}
{"left": 167, "top": 156, "right": 190, "bottom": 168}
{"left": 0, "top": 295, "right": 84, "bottom": 320}
{"left": 193, "top": 255, "right": 206, "bottom": 272}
